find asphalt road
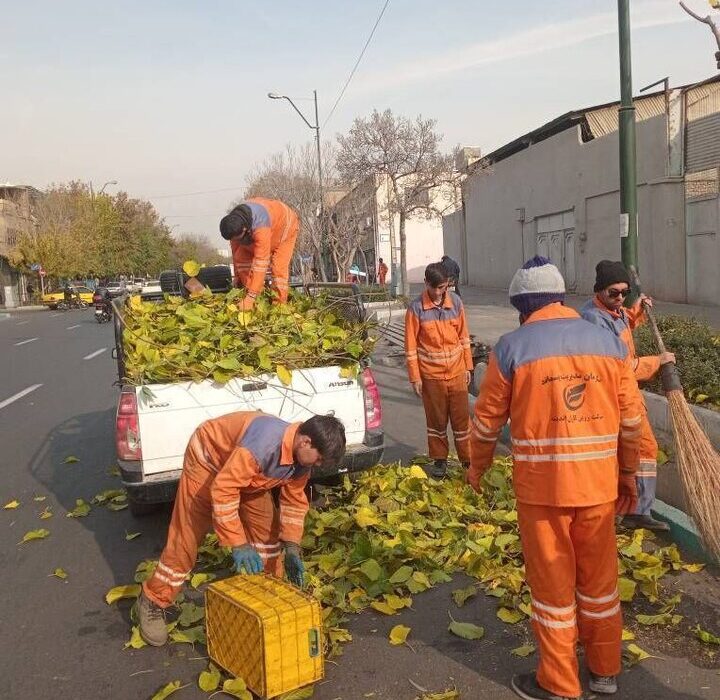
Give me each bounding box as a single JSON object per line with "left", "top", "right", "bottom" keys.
{"left": 0, "top": 310, "right": 718, "bottom": 700}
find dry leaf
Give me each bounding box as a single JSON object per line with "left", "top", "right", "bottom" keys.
{"left": 19, "top": 528, "right": 50, "bottom": 544}
{"left": 4, "top": 500, "right": 20, "bottom": 510}
{"left": 389, "top": 624, "right": 411, "bottom": 645}
{"left": 105, "top": 584, "right": 141, "bottom": 605}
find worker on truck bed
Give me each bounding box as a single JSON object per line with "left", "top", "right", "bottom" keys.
{"left": 468, "top": 256, "right": 643, "bottom": 700}
{"left": 405, "top": 262, "right": 473, "bottom": 479}
{"left": 137, "top": 412, "right": 346, "bottom": 647}
{"left": 580, "top": 260, "right": 675, "bottom": 532}
{"left": 220, "top": 197, "right": 299, "bottom": 311}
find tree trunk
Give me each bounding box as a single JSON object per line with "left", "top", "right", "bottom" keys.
{"left": 358, "top": 246, "right": 370, "bottom": 283}
{"left": 399, "top": 210, "right": 409, "bottom": 297}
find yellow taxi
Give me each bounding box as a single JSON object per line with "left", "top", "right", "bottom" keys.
{"left": 42, "top": 285, "right": 95, "bottom": 309}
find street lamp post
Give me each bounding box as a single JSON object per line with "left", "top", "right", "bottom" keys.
{"left": 268, "top": 91, "right": 325, "bottom": 274}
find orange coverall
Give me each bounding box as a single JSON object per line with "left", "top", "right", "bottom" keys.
{"left": 469, "top": 303, "right": 643, "bottom": 698}
{"left": 230, "top": 198, "right": 299, "bottom": 303}
{"left": 377, "top": 261, "right": 388, "bottom": 285}
{"left": 580, "top": 295, "right": 661, "bottom": 515}
{"left": 405, "top": 290, "right": 473, "bottom": 462}
{"left": 143, "top": 412, "right": 309, "bottom": 608}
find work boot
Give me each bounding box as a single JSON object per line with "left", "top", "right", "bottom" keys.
{"left": 511, "top": 673, "right": 581, "bottom": 700}
{"left": 137, "top": 592, "right": 168, "bottom": 646}
{"left": 588, "top": 673, "right": 617, "bottom": 695}
{"left": 430, "top": 459, "right": 448, "bottom": 479}
{"left": 622, "top": 514, "right": 670, "bottom": 532}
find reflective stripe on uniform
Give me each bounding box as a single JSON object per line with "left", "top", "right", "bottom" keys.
{"left": 531, "top": 613, "right": 576, "bottom": 629}
{"left": 513, "top": 448, "right": 617, "bottom": 463}
{"left": 578, "top": 603, "right": 621, "bottom": 619}
{"left": 576, "top": 589, "right": 618, "bottom": 605}
{"left": 512, "top": 434, "right": 617, "bottom": 448}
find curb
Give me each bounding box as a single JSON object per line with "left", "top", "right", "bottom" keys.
{"left": 1, "top": 306, "right": 47, "bottom": 313}
{"left": 651, "top": 499, "right": 716, "bottom": 563}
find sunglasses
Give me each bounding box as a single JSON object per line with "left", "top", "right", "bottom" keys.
{"left": 607, "top": 287, "right": 630, "bottom": 299}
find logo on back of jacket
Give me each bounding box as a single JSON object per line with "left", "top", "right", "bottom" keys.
{"left": 563, "top": 383, "right": 586, "bottom": 411}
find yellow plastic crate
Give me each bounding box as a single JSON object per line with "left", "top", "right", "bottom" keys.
{"left": 205, "top": 574, "right": 323, "bottom": 699}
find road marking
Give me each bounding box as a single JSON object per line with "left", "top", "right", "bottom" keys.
{"left": 50, "top": 313, "right": 63, "bottom": 317}
{"left": 0, "top": 384, "right": 42, "bottom": 410}
{"left": 16, "top": 320, "right": 30, "bottom": 326}
{"left": 15, "top": 337, "right": 39, "bottom": 346}
{"left": 66, "top": 324, "right": 81, "bottom": 330}
{"left": 83, "top": 347, "right": 107, "bottom": 360}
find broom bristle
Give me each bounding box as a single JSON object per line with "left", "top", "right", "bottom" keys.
{"left": 666, "top": 389, "right": 720, "bottom": 561}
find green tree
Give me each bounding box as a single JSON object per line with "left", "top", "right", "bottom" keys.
{"left": 169, "top": 233, "right": 227, "bottom": 269}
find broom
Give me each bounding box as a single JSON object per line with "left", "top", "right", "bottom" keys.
{"left": 629, "top": 266, "right": 720, "bottom": 560}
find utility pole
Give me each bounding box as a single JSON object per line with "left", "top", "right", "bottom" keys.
{"left": 617, "top": 0, "right": 638, "bottom": 274}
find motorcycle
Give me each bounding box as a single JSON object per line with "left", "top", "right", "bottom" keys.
{"left": 57, "top": 297, "right": 89, "bottom": 311}
{"left": 93, "top": 289, "right": 112, "bottom": 323}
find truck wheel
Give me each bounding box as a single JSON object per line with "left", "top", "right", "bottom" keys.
{"left": 129, "top": 499, "right": 161, "bottom": 517}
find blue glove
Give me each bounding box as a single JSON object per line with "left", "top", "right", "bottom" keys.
{"left": 232, "top": 545, "right": 263, "bottom": 575}
{"left": 283, "top": 542, "right": 305, "bottom": 588}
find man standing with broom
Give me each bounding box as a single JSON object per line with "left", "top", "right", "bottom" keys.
{"left": 468, "top": 256, "right": 644, "bottom": 699}
{"left": 581, "top": 260, "right": 675, "bottom": 531}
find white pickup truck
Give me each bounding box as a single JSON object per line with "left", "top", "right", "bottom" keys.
{"left": 112, "top": 282, "right": 384, "bottom": 515}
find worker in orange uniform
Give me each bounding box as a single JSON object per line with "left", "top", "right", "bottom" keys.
{"left": 468, "top": 256, "right": 643, "bottom": 700}
{"left": 377, "top": 258, "right": 388, "bottom": 286}
{"left": 581, "top": 260, "right": 675, "bottom": 532}
{"left": 405, "top": 262, "right": 473, "bottom": 479}
{"left": 137, "top": 412, "right": 346, "bottom": 647}
{"left": 220, "top": 197, "right": 299, "bottom": 310}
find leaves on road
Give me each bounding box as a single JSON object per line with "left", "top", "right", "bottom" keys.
{"left": 448, "top": 612, "right": 484, "bottom": 640}
{"left": 618, "top": 576, "right": 636, "bottom": 602}
{"left": 63, "top": 456, "right": 79, "bottom": 464}
{"left": 92, "top": 489, "right": 125, "bottom": 505}
{"left": 50, "top": 568, "right": 68, "bottom": 580}
{"left": 622, "top": 629, "right": 635, "bottom": 641}
{"left": 452, "top": 585, "right": 477, "bottom": 608}
{"left": 19, "top": 528, "right": 50, "bottom": 544}
{"left": 105, "top": 584, "right": 141, "bottom": 605}
{"left": 635, "top": 613, "right": 682, "bottom": 626}
{"left": 4, "top": 499, "right": 20, "bottom": 509}
{"left": 276, "top": 686, "right": 314, "bottom": 699}
{"left": 125, "top": 531, "right": 142, "bottom": 541}
{"left": 67, "top": 499, "right": 91, "bottom": 518}
{"left": 124, "top": 625, "right": 147, "bottom": 650}
{"left": 169, "top": 625, "right": 206, "bottom": 645}
{"left": 623, "top": 643, "right": 655, "bottom": 666}
{"left": 150, "top": 680, "right": 185, "bottom": 700}
{"left": 221, "top": 677, "right": 253, "bottom": 699}
{"left": 693, "top": 625, "right": 720, "bottom": 645}
{"left": 510, "top": 644, "right": 535, "bottom": 657}
{"left": 496, "top": 607, "right": 524, "bottom": 624}
{"left": 389, "top": 624, "right": 411, "bottom": 645}
{"left": 418, "top": 690, "right": 459, "bottom": 700}
{"left": 197, "top": 663, "right": 221, "bottom": 692}
{"left": 33, "top": 495, "right": 47, "bottom": 502}
{"left": 39, "top": 507, "right": 53, "bottom": 519}
{"left": 177, "top": 602, "right": 205, "bottom": 628}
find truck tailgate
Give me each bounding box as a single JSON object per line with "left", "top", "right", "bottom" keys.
{"left": 135, "top": 366, "right": 365, "bottom": 475}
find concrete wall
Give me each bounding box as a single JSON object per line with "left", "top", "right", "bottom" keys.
{"left": 686, "top": 195, "right": 720, "bottom": 305}
{"left": 462, "top": 115, "right": 688, "bottom": 301}
{"left": 442, "top": 210, "right": 466, "bottom": 282}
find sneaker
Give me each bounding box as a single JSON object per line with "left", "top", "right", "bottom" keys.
{"left": 430, "top": 459, "right": 448, "bottom": 479}
{"left": 588, "top": 672, "right": 617, "bottom": 695}
{"left": 622, "top": 514, "right": 670, "bottom": 532}
{"left": 137, "top": 591, "right": 168, "bottom": 646}
{"left": 511, "top": 673, "right": 581, "bottom": 700}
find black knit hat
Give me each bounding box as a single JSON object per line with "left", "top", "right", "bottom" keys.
{"left": 219, "top": 204, "right": 253, "bottom": 241}
{"left": 594, "top": 260, "right": 630, "bottom": 293}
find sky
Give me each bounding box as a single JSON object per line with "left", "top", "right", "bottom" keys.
{"left": 2, "top": 0, "right": 718, "bottom": 242}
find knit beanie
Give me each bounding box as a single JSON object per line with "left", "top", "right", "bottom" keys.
{"left": 509, "top": 256, "right": 566, "bottom": 316}
{"left": 593, "top": 260, "right": 630, "bottom": 292}
{"left": 219, "top": 204, "right": 253, "bottom": 242}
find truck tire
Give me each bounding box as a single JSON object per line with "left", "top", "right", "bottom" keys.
{"left": 129, "top": 498, "right": 161, "bottom": 517}
{"left": 159, "top": 270, "right": 187, "bottom": 296}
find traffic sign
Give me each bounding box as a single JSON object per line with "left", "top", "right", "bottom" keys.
{"left": 30, "top": 263, "right": 41, "bottom": 271}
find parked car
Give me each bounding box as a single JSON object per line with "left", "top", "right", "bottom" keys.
{"left": 105, "top": 279, "right": 127, "bottom": 297}
{"left": 42, "top": 286, "right": 94, "bottom": 309}
{"left": 141, "top": 279, "right": 162, "bottom": 294}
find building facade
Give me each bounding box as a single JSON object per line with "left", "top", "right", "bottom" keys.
{"left": 444, "top": 77, "right": 720, "bottom": 305}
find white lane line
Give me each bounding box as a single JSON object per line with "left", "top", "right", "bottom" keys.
{"left": 15, "top": 337, "right": 39, "bottom": 346}
{"left": 16, "top": 320, "right": 30, "bottom": 326}
{"left": 83, "top": 347, "right": 107, "bottom": 360}
{"left": 66, "top": 324, "right": 81, "bottom": 330}
{"left": 0, "top": 384, "right": 43, "bottom": 410}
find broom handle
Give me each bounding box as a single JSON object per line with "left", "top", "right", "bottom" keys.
{"left": 627, "top": 265, "right": 668, "bottom": 354}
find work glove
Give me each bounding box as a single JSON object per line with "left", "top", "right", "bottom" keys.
{"left": 283, "top": 542, "right": 305, "bottom": 589}
{"left": 232, "top": 545, "right": 263, "bottom": 575}
{"left": 616, "top": 472, "right": 638, "bottom": 515}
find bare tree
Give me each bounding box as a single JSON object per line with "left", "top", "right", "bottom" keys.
{"left": 680, "top": 2, "right": 720, "bottom": 62}
{"left": 336, "top": 109, "right": 458, "bottom": 296}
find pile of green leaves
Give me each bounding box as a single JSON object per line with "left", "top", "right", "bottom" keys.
{"left": 634, "top": 315, "right": 720, "bottom": 410}
{"left": 121, "top": 290, "right": 376, "bottom": 385}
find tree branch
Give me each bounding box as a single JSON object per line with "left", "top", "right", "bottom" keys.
{"left": 680, "top": 1, "right": 720, "bottom": 50}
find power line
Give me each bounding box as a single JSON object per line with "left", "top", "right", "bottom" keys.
{"left": 323, "top": 0, "right": 391, "bottom": 129}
